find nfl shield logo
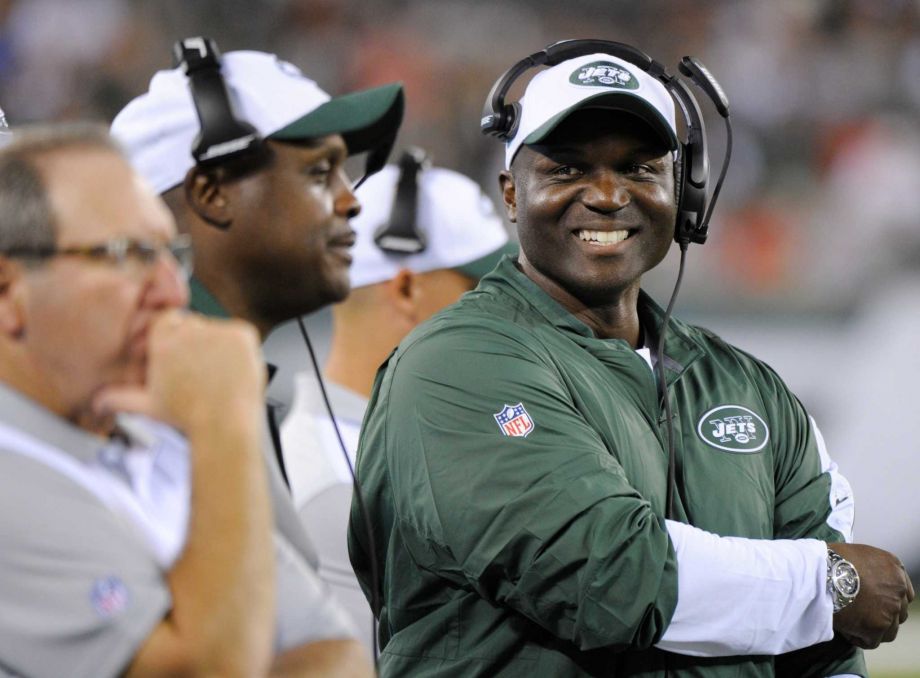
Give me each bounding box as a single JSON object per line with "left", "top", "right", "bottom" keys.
{"left": 493, "top": 403, "right": 535, "bottom": 438}
{"left": 90, "top": 576, "right": 129, "bottom": 618}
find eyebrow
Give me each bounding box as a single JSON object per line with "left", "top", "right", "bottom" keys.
{"left": 536, "top": 141, "right": 670, "bottom": 156}
{"left": 279, "top": 135, "right": 348, "bottom": 161}
{"left": 310, "top": 140, "right": 348, "bottom": 165}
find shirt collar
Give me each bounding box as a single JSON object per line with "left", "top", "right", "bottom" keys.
{"left": 0, "top": 381, "right": 110, "bottom": 464}
{"left": 292, "top": 372, "right": 368, "bottom": 424}
{"left": 189, "top": 276, "right": 230, "bottom": 319}
{"left": 321, "top": 381, "right": 369, "bottom": 423}
{"left": 482, "top": 256, "right": 596, "bottom": 336}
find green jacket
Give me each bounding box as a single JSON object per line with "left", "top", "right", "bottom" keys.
{"left": 349, "top": 257, "right": 865, "bottom": 677}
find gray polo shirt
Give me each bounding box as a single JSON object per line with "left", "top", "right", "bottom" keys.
{"left": 0, "top": 382, "right": 354, "bottom": 678}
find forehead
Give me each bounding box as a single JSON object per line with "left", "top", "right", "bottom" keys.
{"left": 269, "top": 133, "right": 348, "bottom": 163}
{"left": 523, "top": 109, "right": 671, "bottom": 161}
{"left": 37, "top": 147, "right": 176, "bottom": 245}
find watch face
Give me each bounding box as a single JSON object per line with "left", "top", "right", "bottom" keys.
{"left": 832, "top": 561, "right": 860, "bottom": 597}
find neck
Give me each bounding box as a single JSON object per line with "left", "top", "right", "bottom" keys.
{"left": 517, "top": 260, "right": 643, "bottom": 346}
{"left": 0, "top": 352, "right": 112, "bottom": 435}
{"left": 326, "top": 310, "right": 406, "bottom": 399}
{"left": 192, "top": 268, "right": 274, "bottom": 340}
{"left": 575, "top": 298, "right": 643, "bottom": 345}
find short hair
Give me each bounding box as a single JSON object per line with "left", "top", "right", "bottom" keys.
{"left": 0, "top": 123, "right": 123, "bottom": 253}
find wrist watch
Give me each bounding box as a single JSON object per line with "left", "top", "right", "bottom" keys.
{"left": 827, "top": 548, "right": 860, "bottom": 613}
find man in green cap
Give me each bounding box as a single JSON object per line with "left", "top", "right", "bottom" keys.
{"left": 113, "top": 43, "right": 404, "bottom": 676}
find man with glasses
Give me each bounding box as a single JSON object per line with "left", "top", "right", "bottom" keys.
{"left": 0, "top": 124, "right": 367, "bottom": 677}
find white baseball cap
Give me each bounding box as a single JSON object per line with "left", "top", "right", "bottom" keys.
{"left": 111, "top": 50, "right": 404, "bottom": 194}
{"left": 505, "top": 52, "right": 678, "bottom": 168}
{"left": 348, "top": 163, "right": 515, "bottom": 289}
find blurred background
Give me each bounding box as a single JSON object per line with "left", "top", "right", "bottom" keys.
{"left": 0, "top": 0, "right": 917, "bottom": 673}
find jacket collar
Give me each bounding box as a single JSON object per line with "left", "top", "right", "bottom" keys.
{"left": 189, "top": 276, "right": 230, "bottom": 319}
{"left": 482, "top": 256, "right": 704, "bottom": 382}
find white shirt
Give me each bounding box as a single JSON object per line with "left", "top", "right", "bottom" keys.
{"left": 281, "top": 372, "right": 376, "bottom": 656}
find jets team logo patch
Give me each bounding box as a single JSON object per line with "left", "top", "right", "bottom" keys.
{"left": 494, "top": 403, "right": 535, "bottom": 437}
{"left": 570, "top": 61, "right": 639, "bottom": 89}
{"left": 697, "top": 405, "right": 770, "bottom": 453}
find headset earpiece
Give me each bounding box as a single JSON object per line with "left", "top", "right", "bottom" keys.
{"left": 674, "top": 140, "right": 708, "bottom": 245}
{"left": 174, "top": 37, "right": 264, "bottom": 167}
{"left": 481, "top": 103, "right": 514, "bottom": 139}
{"left": 503, "top": 102, "right": 522, "bottom": 141}
{"left": 374, "top": 147, "right": 430, "bottom": 255}
{"left": 663, "top": 75, "right": 709, "bottom": 245}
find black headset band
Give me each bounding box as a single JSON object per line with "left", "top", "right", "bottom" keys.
{"left": 174, "top": 37, "right": 262, "bottom": 166}
{"left": 175, "top": 35, "right": 399, "bottom": 193}
{"left": 374, "top": 147, "right": 429, "bottom": 255}
{"left": 482, "top": 40, "right": 666, "bottom": 135}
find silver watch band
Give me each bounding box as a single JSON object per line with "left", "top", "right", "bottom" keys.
{"left": 827, "top": 548, "right": 860, "bottom": 613}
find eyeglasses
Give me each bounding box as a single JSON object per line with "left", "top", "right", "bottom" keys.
{"left": 1, "top": 235, "right": 194, "bottom": 279}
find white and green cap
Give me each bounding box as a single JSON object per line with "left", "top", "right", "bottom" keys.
{"left": 349, "top": 163, "right": 515, "bottom": 289}
{"left": 505, "top": 52, "right": 678, "bottom": 168}
{"left": 111, "top": 50, "right": 403, "bottom": 194}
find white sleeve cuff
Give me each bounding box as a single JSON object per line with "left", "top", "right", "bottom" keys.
{"left": 811, "top": 416, "right": 855, "bottom": 542}
{"left": 656, "top": 520, "right": 834, "bottom": 657}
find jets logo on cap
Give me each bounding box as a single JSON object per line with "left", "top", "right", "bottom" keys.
{"left": 697, "top": 405, "right": 770, "bottom": 453}
{"left": 570, "top": 61, "right": 638, "bottom": 90}
{"left": 274, "top": 56, "right": 304, "bottom": 78}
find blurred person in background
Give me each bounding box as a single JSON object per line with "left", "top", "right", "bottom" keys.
{"left": 281, "top": 147, "right": 515, "bottom": 653}
{"left": 111, "top": 41, "right": 405, "bottom": 676}
{"left": 0, "top": 124, "right": 362, "bottom": 677}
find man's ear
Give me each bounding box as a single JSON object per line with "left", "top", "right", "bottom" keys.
{"left": 382, "top": 268, "right": 418, "bottom": 322}
{"left": 0, "top": 258, "right": 26, "bottom": 339}
{"left": 499, "top": 170, "right": 517, "bottom": 223}
{"left": 184, "top": 166, "right": 232, "bottom": 229}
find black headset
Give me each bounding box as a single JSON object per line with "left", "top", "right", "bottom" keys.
{"left": 172, "top": 36, "right": 394, "bottom": 188}
{"left": 481, "top": 39, "right": 731, "bottom": 246}
{"left": 373, "top": 146, "right": 430, "bottom": 255}
{"left": 173, "top": 37, "right": 262, "bottom": 167}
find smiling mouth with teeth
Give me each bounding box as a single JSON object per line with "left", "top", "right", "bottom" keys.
{"left": 576, "top": 229, "right": 630, "bottom": 244}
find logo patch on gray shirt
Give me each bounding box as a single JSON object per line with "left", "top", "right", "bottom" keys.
{"left": 90, "top": 576, "right": 129, "bottom": 618}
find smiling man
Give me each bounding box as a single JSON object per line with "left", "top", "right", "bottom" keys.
{"left": 348, "top": 49, "right": 913, "bottom": 677}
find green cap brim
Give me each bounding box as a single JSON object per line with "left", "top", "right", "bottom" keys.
{"left": 270, "top": 82, "right": 405, "bottom": 156}
{"left": 454, "top": 242, "right": 519, "bottom": 281}
{"left": 523, "top": 91, "right": 678, "bottom": 151}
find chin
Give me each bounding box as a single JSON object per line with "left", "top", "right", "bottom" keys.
{"left": 321, "top": 273, "right": 351, "bottom": 305}
{"left": 120, "top": 358, "right": 148, "bottom": 388}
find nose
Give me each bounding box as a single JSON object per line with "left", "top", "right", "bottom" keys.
{"left": 144, "top": 252, "right": 189, "bottom": 310}
{"left": 334, "top": 168, "right": 361, "bottom": 220}
{"left": 583, "top": 170, "right": 630, "bottom": 213}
